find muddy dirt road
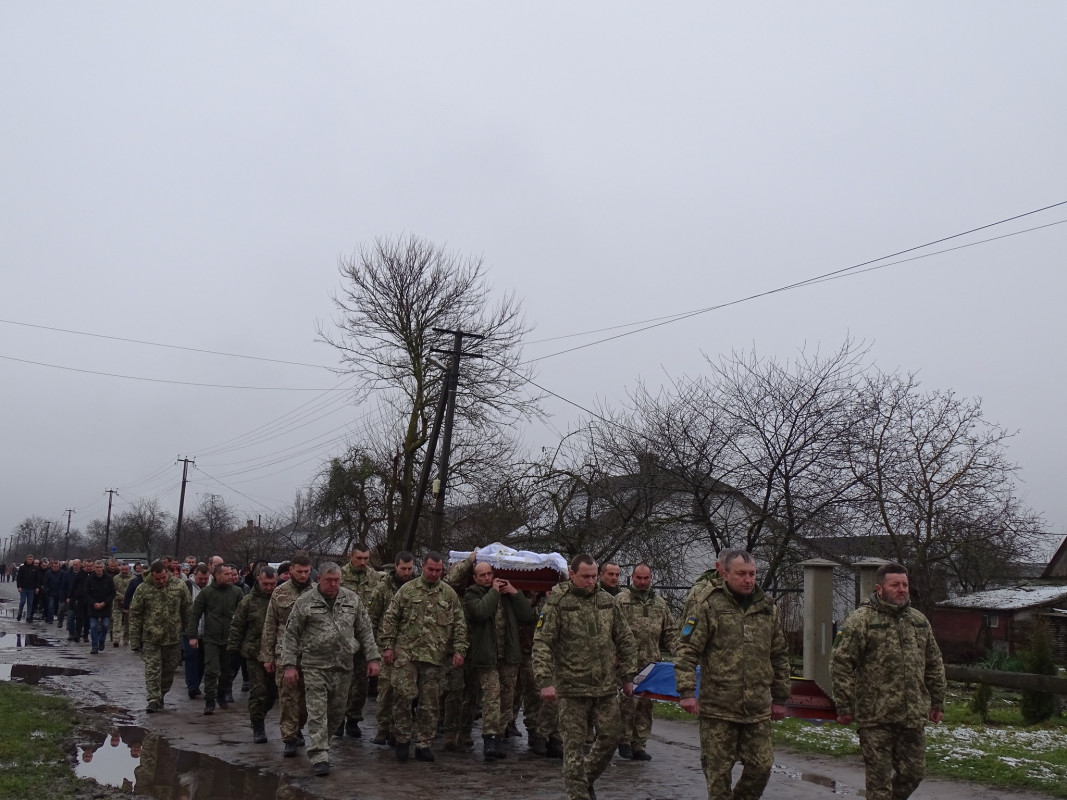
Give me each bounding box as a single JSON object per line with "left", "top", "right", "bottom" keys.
{"left": 0, "top": 581, "right": 1052, "bottom": 799}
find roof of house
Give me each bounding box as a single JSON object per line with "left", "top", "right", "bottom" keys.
{"left": 937, "top": 584, "right": 1067, "bottom": 611}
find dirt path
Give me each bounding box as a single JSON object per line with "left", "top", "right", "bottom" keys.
{"left": 0, "top": 581, "right": 1053, "bottom": 799}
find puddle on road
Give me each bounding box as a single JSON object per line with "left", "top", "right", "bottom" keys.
{"left": 775, "top": 762, "right": 865, "bottom": 795}
{"left": 0, "top": 662, "right": 90, "bottom": 684}
{"left": 77, "top": 726, "right": 313, "bottom": 799}
{"left": 0, "top": 631, "right": 54, "bottom": 648}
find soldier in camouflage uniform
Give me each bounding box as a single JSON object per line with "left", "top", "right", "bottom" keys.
{"left": 366, "top": 551, "right": 416, "bottom": 745}
{"left": 616, "top": 563, "right": 676, "bottom": 761}
{"left": 259, "top": 552, "right": 316, "bottom": 757}
{"left": 831, "top": 562, "right": 945, "bottom": 800}
{"left": 228, "top": 565, "right": 278, "bottom": 743}
{"left": 129, "top": 561, "right": 192, "bottom": 713}
{"left": 111, "top": 562, "right": 133, "bottom": 647}
{"left": 379, "top": 551, "right": 468, "bottom": 762}
{"left": 675, "top": 549, "right": 790, "bottom": 800}
{"left": 186, "top": 562, "right": 245, "bottom": 713}
{"left": 339, "top": 543, "right": 382, "bottom": 737}
{"left": 532, "top": 553, "right": 638, "bottom": 800}
{"left": 280, "top": 562, "right": 381, "bottom": 777}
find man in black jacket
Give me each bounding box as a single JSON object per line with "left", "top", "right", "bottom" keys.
{"left": 67, "top": 559, "right": 90, "bottom": 643}
{"left": 85, "top": 560, "right": 117, "bottom": 654}
{"left": 16, "top": 555, "right": 40, "bottom": 622}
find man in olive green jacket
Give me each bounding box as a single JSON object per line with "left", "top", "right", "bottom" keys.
{"left": 186, "top": 562, "right": 245, "bottom": 713}
{"left": 532, "top": 554, "right": 638, "bottom": 800}
{"left": 460, "top": 560, "right": 535, "bottom": 758}
{"left": 675, "top": 549, "right": 790, "bottom": 800}
{"left": 228, "top": 565, "right": 278, "bottom": 743}
{"left": 831, "top": 562, "right": 945, "bottom": 800}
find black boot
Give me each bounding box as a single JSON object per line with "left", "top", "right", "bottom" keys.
{"left": 252, "top": 720, "right": 268, "bottom": 744}
{"left": 483, "top": 735, "right": 496, "bottom": 760}
{"left": 505, "top": 720, "right": 521, "bottom": 737}
{"left": 485, "top": 735, "right": 507, "bottom": 759}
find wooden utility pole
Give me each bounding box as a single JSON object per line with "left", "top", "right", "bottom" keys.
{"left": 174, "top": 457, "right": 195, "bottom": 559}
{"left": 403, "top": 328, "right": 483, "bottom": 553}
{"left": 103, "top": 490, "right": 117, "bottom": 555}
{"left": 64, "top": 509, "right": 75, "bottom": 560}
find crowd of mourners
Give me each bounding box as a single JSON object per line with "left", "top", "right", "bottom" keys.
{"left": 6, "top": 545, "right": 945, "bottom": 800}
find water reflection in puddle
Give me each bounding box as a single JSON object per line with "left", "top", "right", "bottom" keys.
{"left": 77, "top": 726, "right": 313, "bottom": 799}
{"left": 0, "top": 662, "right": 89, "bottom": 683}
{"left": 0, "top": 631, "right": 54, "bottom": 648}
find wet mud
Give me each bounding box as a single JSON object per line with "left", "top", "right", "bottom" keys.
{"left": 0, "top": 582, "right": 1053, "bottom": 800}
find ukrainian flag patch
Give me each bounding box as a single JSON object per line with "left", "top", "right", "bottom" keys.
{"left": 681, "top": 615, "right": 697, "bottom": 637}
{"left": 536, "top": 612, "right": 544, "bottom": 629}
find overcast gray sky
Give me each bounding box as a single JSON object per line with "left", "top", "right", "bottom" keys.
{"left": 2, "top": 3, "right": 1065, "bottom": 557}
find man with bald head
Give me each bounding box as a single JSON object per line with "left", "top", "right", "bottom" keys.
{"left": 616, "top": 563, "right": 676, "bottom": 760}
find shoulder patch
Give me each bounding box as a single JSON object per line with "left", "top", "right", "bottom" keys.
{"left": 681, "top": 614, "right": 697, "bottom": 637}
{"left": 536, "top": 612, "right": 545, "bottom": 629}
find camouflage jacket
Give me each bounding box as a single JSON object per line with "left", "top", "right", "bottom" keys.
{"left": 831, "top": 593, "right": 946, "bottom": 729}
{"left": 532, "top": 582, "right": 638, "bottom": 697}
{"left": 258, "top": 578, "right": 315, "bottom": 664}
{"left": 616, "top": 588, "right": 677, "bottom": 668}
{"left": 340, "top": 562, "right": 382, "bottom": 606}
{"left": 227, "top": 584, "right": 273, "bottom": 659}
{"left": 280, "top": 585, "right": 381, "bottom": 671}
{"left": 112, "top": 573, "right": 134, "bottom": 609}
{"left": 674, "top": 583, "right": 790, "bottom": 722}
{"left": 185, "top": 581, "right": 245, "bottom": 644}
{"left": 379, "top": 576, "right": 468, "bottom": 665}
{"left": 129, "top": 575, "right": 192, "bottom": 649}
{"left": 367, "top": 574, "right": 408, "bottom": 637}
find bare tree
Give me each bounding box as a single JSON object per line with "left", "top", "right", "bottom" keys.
{"left": 849, "top": 372, "right": 1047, "bottom": 608}
{"left": 708, "top": 341, "right": 868, "bottom": 586}
{"left": 112, "top": 499, "right": 173, "bottom": 561}
{"left": 318, "top": 234, "right": 542, "bottom": 558}
{"left": 181, "top": 494, "right": 239, "bottom": 558}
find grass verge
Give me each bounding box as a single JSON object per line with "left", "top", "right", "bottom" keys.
{"left": 654, "top": 686, "right": 1067, "bottom": 797}
{"left": 0, "top": 681, "right": 85, "bottom": 799}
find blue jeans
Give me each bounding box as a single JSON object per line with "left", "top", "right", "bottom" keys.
{"left": 18, "top": 589, "right": 35, "bottom": 620}
{"left": 46, "top": 595, "right": 61, "bottom": 624}
{"left": 89, "top": 616, "right": 111, "bottom": 651}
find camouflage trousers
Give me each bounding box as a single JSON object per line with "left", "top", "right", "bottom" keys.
{"left": 698, "top": 717, "right": 773, "bottom": 800}
{"left": 512, "top": 661, "right": 541, "bottom": 729}
{"left": 110, "top": 605, "right": 129, "bottom": 645}
{"left": 247, "top": 659, "right": 278, "bottom": 722}
{"left": 461, "top": 665, "right": 503, "bottom": 737}
{"left": 392, "top": 661, "right": 444, "bottom": 748}
{"left": 141, "top": 641, "right": 181, "bottom": 705}
{"left": 375, "top": 661, "right": 394, "bottom": 736}
{"left": 201, "top": 641, "right": 233, "bottom": 702}
{"left": 558, "top": 694, "right": 621, "bottom": 800}
{"left": 303, "top": 667, "right": 352, "bottom": 764}
{"left": 274, "top": 666, "right": 308, "bottom": 743}
{"left": 619, "top": 694, "right": 654, "bottom": 749}
{"left": 858, "top": 724, "right": 926, "bottom": 800}
{"left": 345, "top": 651, "right": 369, "bottom": 722}
{"left": 440, "top": 663, "right": 465, "bottom": 736}
{"left": 536, "top": 689, "right": 560, "bottom": 742}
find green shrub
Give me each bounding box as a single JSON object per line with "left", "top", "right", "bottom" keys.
{"left": 969, "top": 682, "right": 993, "bottom": 720}
{"left": 1019, "top": 618, "right": 1057, "bottom": 724}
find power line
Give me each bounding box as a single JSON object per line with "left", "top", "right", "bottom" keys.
{"left": 524, "top": 202, "right": 1067, "bottom": 361}
{"left": 0, "top": 353, "right": 349, "bottom": 390}
{"left": 0, "top": 318, "right": 333, "bottom": 370}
